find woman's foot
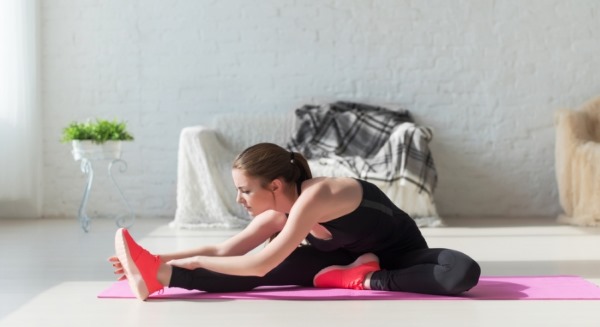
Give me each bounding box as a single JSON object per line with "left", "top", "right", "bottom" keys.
{"left": 313, "top": 253, "right": 380, "bottom": 290}
{"left": 114, "top": 228, "right": 164, "bottom": 300}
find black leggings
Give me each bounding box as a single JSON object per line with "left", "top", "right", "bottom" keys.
{"left": 371, "top": 247, "right": 481, "bottom": 295}
{"left": 169, "top": 246, "right": 481, "bottom": 296}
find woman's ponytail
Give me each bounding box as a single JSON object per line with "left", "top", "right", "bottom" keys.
{"left": 233, "top": 143, "right": 313, "bottom": 190}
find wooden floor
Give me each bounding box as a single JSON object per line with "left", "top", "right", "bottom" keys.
{"left": 0, "top": 216, "right": 599, "bottom": 327}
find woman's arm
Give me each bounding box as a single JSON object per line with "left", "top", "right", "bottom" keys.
{"left": 158, "top": 210, "right": 287, "bottom": 262}
{"left": 168, "top": 178, "right": 362, "bottom": 276}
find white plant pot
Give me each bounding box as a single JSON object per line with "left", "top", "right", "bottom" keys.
{"left": 71, "top": 140, "right": 123, "bottom": 161}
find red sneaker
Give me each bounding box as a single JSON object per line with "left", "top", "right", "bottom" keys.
{"left": 313, "top": 253, "right": 380, "bottom": 290}
{"left": 115, "top": 228, "right": 163, "bottom": 300}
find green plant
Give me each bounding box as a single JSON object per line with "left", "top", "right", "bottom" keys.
{"left": 61, "top": 118, "right": 134, "bottom": 144}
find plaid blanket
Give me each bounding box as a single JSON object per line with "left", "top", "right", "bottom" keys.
{"left": 287, "top": 101, "right": 437, "bottom": 195}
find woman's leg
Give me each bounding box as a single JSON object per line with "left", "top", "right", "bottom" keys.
{"left": 169, "top": 246, "right": 358, "bottom": 292}
{"left": 369, "top": 248, "right": 481, "bottom": 295}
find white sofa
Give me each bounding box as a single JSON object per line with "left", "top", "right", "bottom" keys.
{"left": 170, "top": 111, "right": 442, "bottom": 230}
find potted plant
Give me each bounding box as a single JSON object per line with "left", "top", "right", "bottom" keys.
{"left": 61, "top": 118, "right": 134, "bottom": 160}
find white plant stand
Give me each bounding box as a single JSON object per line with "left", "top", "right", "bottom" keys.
{"left": 71, "top": 140, "right": 135, "bottom": 232}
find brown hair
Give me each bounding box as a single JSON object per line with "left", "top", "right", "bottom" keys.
{"left": 233, "top": 142, "right": 312, "bottom": 191}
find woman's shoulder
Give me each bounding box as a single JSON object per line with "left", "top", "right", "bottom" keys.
{"left": 301, "top": 177, "right": 361, "bottom": 195}
{"left": 298, "top": 177, "right": 363, "bottom": 219}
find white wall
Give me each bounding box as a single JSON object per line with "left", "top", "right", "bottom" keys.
{"left": 41, "top": 0, "right": 600, "bottom": 220}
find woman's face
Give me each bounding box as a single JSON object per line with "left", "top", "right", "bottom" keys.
{"left": 232, "top": 169, "right": 274, "bottom": 217}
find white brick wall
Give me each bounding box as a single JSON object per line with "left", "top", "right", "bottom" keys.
{"left": 42, "top": 0, "right": 600, "bottom": 220}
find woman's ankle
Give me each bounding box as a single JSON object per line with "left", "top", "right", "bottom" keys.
{"left": 363, "top": 271, "right": 374, "bottom": 290}
{"left": 157, "top": 263, "right": 172, "bottom": 286}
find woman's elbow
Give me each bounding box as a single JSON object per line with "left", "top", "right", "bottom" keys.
{"left": 253, "top": 270, "right": 267, "bottom": 278}
{"left": 249, "top": 259, "right": 276, "bottom": 277}
{"left": 253, "top": 265, "right": 273, "bottom": 277}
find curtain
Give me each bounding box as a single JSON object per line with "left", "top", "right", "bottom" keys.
{"left": 0, "top": 0, "right": 41, "bottom": 217}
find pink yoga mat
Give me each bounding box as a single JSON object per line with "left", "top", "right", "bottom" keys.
{"left": 98, "top": 276, "right": 600, "bottom": 300}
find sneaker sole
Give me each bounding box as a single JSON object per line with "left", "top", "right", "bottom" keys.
{"left": 115, "top": 228, "right": 150, "bottom": 300}
{"left": 313, "top": 253, "right": 380, "bottom": 284}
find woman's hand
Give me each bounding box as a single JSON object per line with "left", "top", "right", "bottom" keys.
{"left": 108, "top": 255, "right": 127, "bottom": 281}
{"left": 167, "top": 256, "right": 202, "bottom": 270}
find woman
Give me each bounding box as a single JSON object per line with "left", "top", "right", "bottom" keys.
{"left": 110, "top": 143, "right": 480, "bottom": 300}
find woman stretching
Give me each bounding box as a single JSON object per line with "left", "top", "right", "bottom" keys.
{"left": 110, "top": 142, "right": 481, "bottom": 300}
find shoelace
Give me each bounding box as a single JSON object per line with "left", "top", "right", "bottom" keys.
{"left": 133, "top": 250, "right": 164, "bottom": 296}
{"left": 148, "top": 254, "right": 164, "bottom": 294}
{"left": 347, "top": 279, "right": 364, "bottom": 290}
{"left": 332, "top": 269, "right": 365, "bottom": 290}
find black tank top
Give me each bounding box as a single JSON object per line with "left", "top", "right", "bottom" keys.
{"left": 305, "top": 179, "right": 427, "bottom": 254}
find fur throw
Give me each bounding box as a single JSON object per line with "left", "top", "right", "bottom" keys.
{"left": 555, "top": 96, "right": 600, "bottom": 226}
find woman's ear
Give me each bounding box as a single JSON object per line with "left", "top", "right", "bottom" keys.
{"left": 269, "top": 178, "right": 284, "bottom": 193}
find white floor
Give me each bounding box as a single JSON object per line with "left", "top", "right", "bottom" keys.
{"left": 0, "top": 216, "right": 599, "bottom": 327}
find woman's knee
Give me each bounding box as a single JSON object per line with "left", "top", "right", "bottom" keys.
{"left": 436, "top": 249, "right": 481, "bottom": 295}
